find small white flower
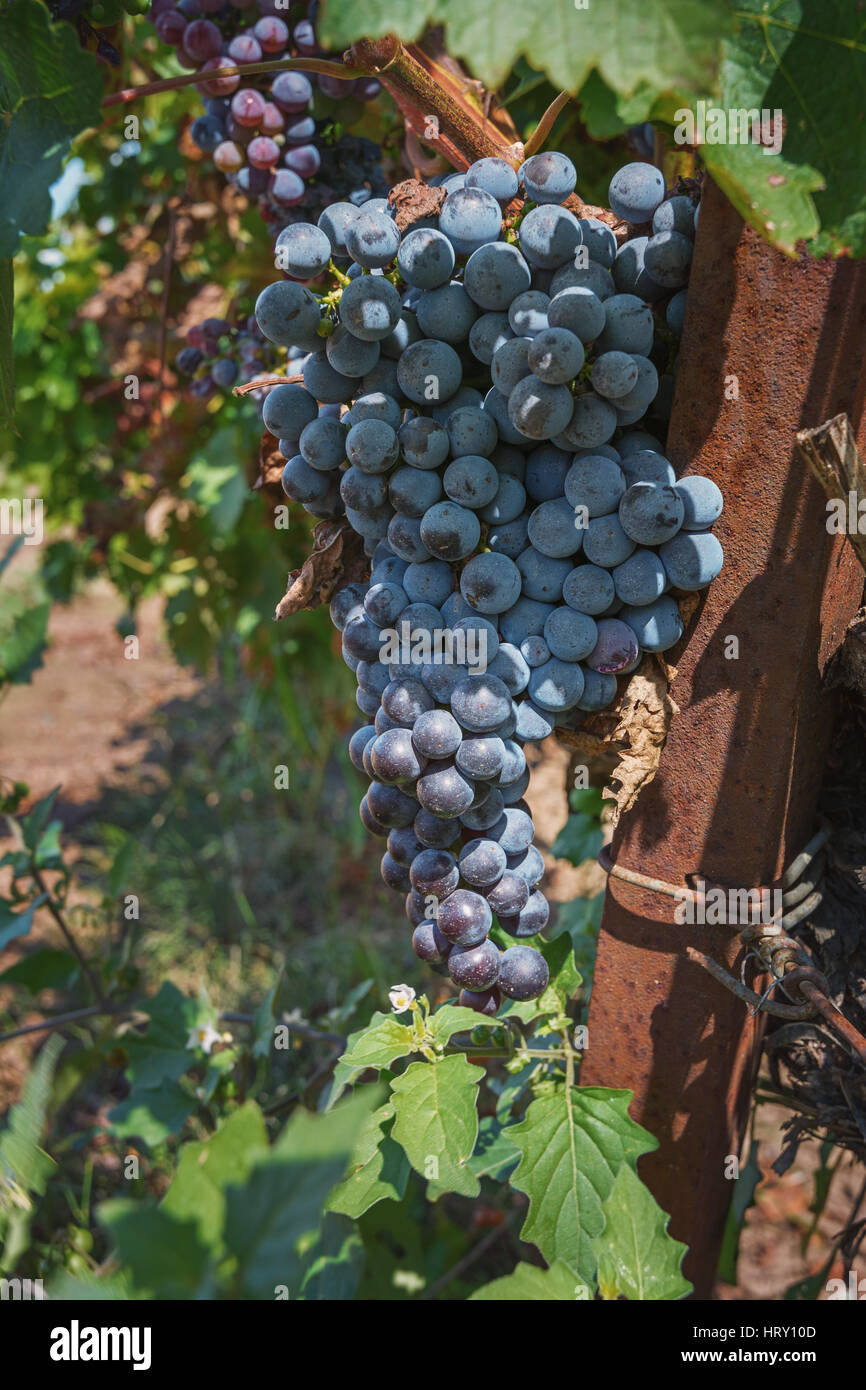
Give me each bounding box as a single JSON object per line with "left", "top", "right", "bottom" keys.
{"left": 389, "top": 984, "right": 416, "bottom": 1013}
{"left": 187, "top": 1023, "right": 221, "bottom": 1055}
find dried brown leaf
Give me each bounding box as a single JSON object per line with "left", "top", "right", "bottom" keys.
{"left": 388, "top": 178, "right": 447, "bottom": 233}
{"left": 274, "top": 520, "right": 367, "bottom": 621}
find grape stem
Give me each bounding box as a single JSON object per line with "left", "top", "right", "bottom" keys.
{"left": 524, "top": 91, "right": 574, "bottom": 159}
{"left": 101, "top": 58, "right": 366, "bottom": 107}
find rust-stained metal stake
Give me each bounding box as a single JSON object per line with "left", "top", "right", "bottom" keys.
{"left": 580, "top": 178, "right": 866, "bottom": 1297}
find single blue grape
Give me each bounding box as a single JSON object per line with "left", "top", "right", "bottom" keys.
{"left": 465, "top": 156, "right": 520, "bottom": 202}
{"left": 317, "top": 201, "right": 361, "bottom": 258}
{"left": 419, "top": 500, "right": 481, "bottom": 561}
{"left": 525, "top": 445, "right": 571, "bottom": 502}
{"left": 591, "top": 350, "right": 639, "bottom": 400}
{"left": 508, "top": 290, "right": 550, "bottom": 338}
{"left": 402, "top": 558, "right": 452, "bottom": 606}
{"left": 549, "top": 258, "right": 615, "bottom": 302}
{"left": 620, "top": 595, "right": 684, "bottom": 651}
{"left": 644, "top": 230, "right": 693, "bottom": 288}
{"left": 563, "top": 393, "right": 617, "bottom": 448}
{"left": 460, "top": 552, "right": 523, "bottom": 615}
{"left": 397, "top": 227, "right": 455, "bottom": 289}
{"left": 652, "top": 195, "right": 696, "bottom": 238}
{"left": 345, "top": 209, "right": 400, "bottom": 268}
{"left": 339, "top": 276, "right": 402, "bottom": 341}
{"left": 619, "top": 481, "right": 684, "bottom": 545}
{"left": 299, "top": 416, "right": 347, "bottom": 471}
{"left": 443, "top": 455, "right": 499, "bottom": 509}
{"left": 481, "top": 387, "right": 532, "bottom": 447}
{"left": 469, "top": 312, "right": 514, "bottom": 365}
{"left": 578, "top": 217, "right": 617, "bottom": 268}
{"left": 674, "top": 475, "right": 723, "bottom": 530}
{"left": 516, "top": 546, "right": 572, "bottom": 602}
{"left": 527, "top": 498, "right": 584, "bottom": 559}
{"left": 398, "top": 415, "right": 450, "bottom": 469}
{"left": 543, "top": 605, "right": 598, "bottom": 662}
{"left": 485, "top": 506, "right": 530, "bottom": 552}
{"left": 463, "top": 243, "right": 532, "bottom": 311}
{"left": 582, "top": 514, "right": 636, "bottom": 567}
{"left": 613, "top": 548, "right": 667, "bottom": 606}
{"left": 519, "top": 204, "right": 582, "bottom": 270}
{"left": 521, "top": 152, "right": 576, "bottom": 204}
{"left": 275, "top": 221, "right": 332, "bottom": 279}
{"left": 348, "top": 391, "right": 403, "bottom": 430}
{"left": 509, "top": 376, "right": 575, "bottom": 440}
{"left": 388, "top": 512, "right": 432, "bottom": 563}
{"left": 564, "top": 455, "right": 626, "bottom": 517}
{"left": 388, "top": 465, "right": 443, "bottom": 517}
{"left": 527, "top": 327, "right": 584, "bottom": 384}
{"left": 480, "top": 475, "right": 528, "bottom": 522}
{"left": 528, "top": 657, "right": 585, "bottom": 711}
{"left": 513, "top": 697, "right": 555, "bottom": 741}
{"left": 547, "top": 286, "right": 606, "bottom": 344}
{"left": 416, "top": 282, "right": 478, "bottom": 344}
{"left": 346, "top": 418, "right": 399, "bottom": 473}
{"left": 499, "top": 596, "right": 555, "bottom": 646}
{"left": 492, "top": 337, "right": 532, "bottom": 396}
{"left": 340, "top": 465, "right": 389, "bottom": 512}
{"left": 381, "top": 308, "right": 422, "bottom": 359}
{"left": 612, "top": 236, "right": 666, "bottom": 301}
{"left": 302, "top": 352, "right": 356, "bottom": 404}
{"left": 608, "top": 162, "right": 666, "bottom": 224}
{"left": 263, "top": 382, "right": 319, "bottom": 437}
{"left": 439, "top": 187, "right": 503, "bottom": 256}
{"left": 658, "top": 531, "right": 724, "bottom": 590}
{"left": 325, "top": 324, "right": 380, "bottom": 377}
{"left": 666, "top": 289, "right": 688, "bottom": 336}
{"left": 254, "top": 280, "right": 321, "bottom": 350}
{"left": 459, "top": 837, "right": 508, "bottom": 888}
{"left": 562, "top": 562, "right": 616, "bottom": 615}
{"left": 596, "top": 293, "right": 655, "bottom": 355}
{"left": 397, "top": 339, "right": 463, "bottom": 404}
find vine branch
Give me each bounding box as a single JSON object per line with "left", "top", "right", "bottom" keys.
{"left": 102, "top": 58, "right": 365, "bottom": 107}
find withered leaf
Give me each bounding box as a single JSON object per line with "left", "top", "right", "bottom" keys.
{"left": 274, "top": 520, "right": 367, "bottom": 621}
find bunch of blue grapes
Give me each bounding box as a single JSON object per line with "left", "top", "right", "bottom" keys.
{"left": 147, "top": 0, "right": 385, "bottom": 223}
{"left": 249, "top": 151, "right": 722, "bottom": 1010}
{"left": 175, "top": 312, "right": 281, "bottom": 396}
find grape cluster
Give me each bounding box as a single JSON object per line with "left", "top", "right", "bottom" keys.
{"left": 147, "top": 0, "right": 385, "bottom": 223}
{"left": 176, "top": 311, "right": 281, "bottom": 396}
{"left": 251, "top": 152, "right": 723, "bottom": 1009}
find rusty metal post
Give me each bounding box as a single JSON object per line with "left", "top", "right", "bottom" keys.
{"left": 580, "top": 178, "right": 866, "bottom": 1296}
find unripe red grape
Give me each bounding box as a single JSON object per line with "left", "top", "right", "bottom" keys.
{"left": 231, "top": 88, "right": 267, "bottom": 128}
{"left": 213, "top": 140, "right": 244, "bottom": 173}
{"left": 197, "top": 56, "right": 240, "bottom": 96}
{"left": 253, "top": 16, "right": 289, "bottom": 51}
{"left": 154, "top": 9, "right": 187, "bottom": 43}
{"left": 284, "top": 143, "right": 320, "bottom": 178}
{"left": 183, "top": 17, "right": 222, "bottom": 61}
{"left": 246, "top": 137, "right": 280, "bottom": 169}
{"left": 227, "top": 34, "right": 262, "bottom": 64}
{"left": 260, "top": 102, "right": 285, "bottom": 135}
{"left": 269, "top": 169, "right": 305, "bottom": 205}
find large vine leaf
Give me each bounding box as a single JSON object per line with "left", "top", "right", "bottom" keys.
{"left": 390, "top": 1055, "right": 481, "bottom": 1200}
{"left": 0, "top": 0, "right": 103, "bottom": 257}
{"left": 506, "top": 1085, "right": 656, "bottom": 1283}
{"left": 319, "top": 0, "right": 732, "bottom": 99}
{"left": 426, "top": 1003, "right": 501, "bottom": 1045}
{"left": 326, "top": 1102, "right": 410, "bottom": 1219}
{"left": 160, "top": 1102, "right": 268, "bottom": 1252}
{"left": 707, "top": 0, "right": 865, "bottom": 255}
{"left": 592, "top": 1163, "right": 692, "bottom": 1300}
{"left": 470, "top": 1260, "right": 587, "bottom": 1300}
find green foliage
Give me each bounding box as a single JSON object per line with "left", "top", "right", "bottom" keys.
{"left": 508, "top": 1085, "right": 656, "bottom": 1283}
{"left": 0, "top": 1036, "right": 62, "bottom": 1272}
{"left": 593, "top": 1164, "right": 691, "bottom": 1299}
{"left": 319, "top": 0, "right": 731, "bottom": 99}
{"left": 552, "top": 786, "right": 605, "bottom": 865}
{"left": 470, "top": 1260, "right": 582, "bottom": 1300}
{"left": 0, "top": 0, "right": 103, "bottom": 257}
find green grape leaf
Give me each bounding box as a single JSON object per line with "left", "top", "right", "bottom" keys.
{"left": 539, "top": 932, "right": 582, "bottom": 1002}
{"left": 329, "top": 1011, "right": 417, "bottom": 1103}
{"left": 551, "top": 809, "right": 603, "bottom": 867}
{"left": 327, "top": 1102, "right": 410, "bottom": 1219}
{"left": 426, "top": 1003, "right": 501, "bottom": 1046}
{"left": 0, "top": 601, "right": 50, "bottom": 687}
{"left": 108, "top": 1081, "right": 195, "bottom": 1149}
{"left": 0, "top": 893, "right": 45, "bottom": 952}
{"left": 97, "top": 1202, "right": 215, "bottom": 1300}
{"left": 0, "top": 1034, "right": 61, "bottom": 1199}
{"left": 223, "top": 1090, "right": 377, "bottom": 1299}
{"left": 0, "top": 946, "right": 78, "bottom": 992}
{"left": 299, "top": 1213, "right": 365, "bottom": 1301}
{"left": 709, "top": 0, "right": 864, "bottom": 255}
{"left": 703, "top": 143, "right": 822, "bottom": 256}
{"left": 0, "top": 0, "right": 103, "bottom": 257}
{"left": 470, "top": 1259, "right": 590, "bottom": 1300}
{"left": 506, "top": 1085, "right": 656, "bottom": 1282}
{"left": 467, "top": 1114, "right": 520, "bottom": 1181}
{"left": 319, "top": 0, "right": 731, "bottom": 98}
{"left": 160, "top": 1102, "right": 268, "bottom": 1251}
{"left": 390, "top": 1054, "right": 481, "bottom": 1200}
{"left": 119, "top": 981, "right": 203, "bottom": 1090}
{"left": 592, "top": 1163, "right": 692, "bottom": 1300}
